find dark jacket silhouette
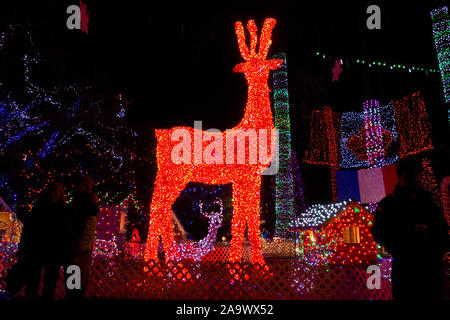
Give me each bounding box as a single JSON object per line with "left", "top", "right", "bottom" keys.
{"left": 372, "top": 184, "right": 449, "bottom": 299}
{"left": 71, "top": 190, "right": 99, "bottom": 255}
{"left": 23, "top": 185, "right": 71, "bottom": 300}
{"left": 25, "top": 198, "right": 71, "bottom": 263}
{"left": 67, "top": 180, "right": 99, "bottom": 299}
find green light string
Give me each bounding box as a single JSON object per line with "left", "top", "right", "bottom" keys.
{"left": 315, "top": 51, "right": 439, "bottom": 74}
{"left": 273, "top": 52, "right": 295, "bottom": 239}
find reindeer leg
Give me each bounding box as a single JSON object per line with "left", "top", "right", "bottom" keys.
{"left": 160, "top": 182, "right": 187, "bottom": 260}
{"left": 144, "top": 173, "right": 186, "bottom": 262}
{"left": 246, "top": 175, "right": 264, "bottom": 265}
{"left": 144, "top": 174, "right": 165, "bottom": 262}
{"left": 229, "top": 180, "right": 247, "bottom": 263}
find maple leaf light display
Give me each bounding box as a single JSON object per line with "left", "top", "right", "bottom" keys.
{"left": 144, "top": 18, "right": 282, "bottom": 264}
{"left": 346, "top": 100, "right": 394, "bottom": 167}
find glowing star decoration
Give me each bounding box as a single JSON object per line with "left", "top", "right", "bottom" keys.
{"left": 430, "top": 7, "right": 450, "bottom": 103}
{"left": 144, "top": 18, "right": 282, "bottom": 265}
{"left": 331, "top": 59, "right": 343, "bottom": 82}
{"left": 80, "top": 1, "right": 90, "bottom": 34}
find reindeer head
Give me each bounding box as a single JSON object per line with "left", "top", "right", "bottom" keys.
{"left": 233, "top": 18, "right": 283, "bottom": 83}
{"left": 199, "top": 199, "right": 223, "bottom": 229}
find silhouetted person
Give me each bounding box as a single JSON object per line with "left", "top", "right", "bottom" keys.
{"left": 24, "top": 182, "right": 71, "bottom": 300}
{"left": 371, "top": 159, "right": 449, "bottom": 300}
{"left": 68, "top": 176, "right": 99, "bottom": 299}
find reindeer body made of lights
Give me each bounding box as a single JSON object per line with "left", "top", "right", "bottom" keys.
{"left": 145, "top": 18, "right": 282, "bottom": 264}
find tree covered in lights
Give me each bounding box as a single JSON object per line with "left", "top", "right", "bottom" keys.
{"left": 0, "top": 24, "right": 143, "bottom": 209}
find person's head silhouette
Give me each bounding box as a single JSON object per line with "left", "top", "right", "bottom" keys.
{"left": 45, "top": 182, "right": 65, "bottom": 204}
{"left": 79, "top": 176, "right": 95, "bottom": 194}
{"left": 396, "top": 159, "right": 423, "bottom": 192}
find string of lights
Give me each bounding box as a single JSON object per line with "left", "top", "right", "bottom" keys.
{"left": 341, "top": 102, "right": 398, "bottom": 169}
{"left": 0, "top": 175, "right": 18, "bottom": 211}
{"left": 273, "top": 52, "right": 295, "bottom": 239}
{"left": 0, "top": 24, "right": 140, "bottom": 211}
{"left": 18, "top": 143, "right": 142, "bottom": 207}
{"left": 323, "top": 203, "right": 377, "bottom": 265}
{"left": 115, "top": 93, "right": 132, "bottom": 119}
{"left": 303, "top": 107, "right": 340, "bottom": 167}
{"left": 293, "top": 200, "right": 350, "bottom": 228}
{"left": 393, "top": 92, "right": 433, "bottom": 159}
{"left": 291, "top": 151, "right": 307, "bottom": 217}
{"left": 0, "top": 98, "right": 49, "bottom": 156}
{"left": 305, "top": 91, "right": 430, "bottom": 171}
{"left": 314, "top": 50, "right": 440, "bottom": 74}
{"left": 324, "top": 107, "right": 339, "bottom": 201}
{"left": 292, "top": 201, "right": 378, "bottom": 266}
{"left": 295, "top": 230, "right": 340, "bottom": 268}
{"left": 430, "top": 7, "right": 450, "bottom": 103}
{"left": 420, "top": 157, "right": 441, "bottom": 206}
{"left": 363, "top": 100, "right": 385, "bottom": 165}
{"left": 168, "top": 199, "right": 223, "bottom": 262}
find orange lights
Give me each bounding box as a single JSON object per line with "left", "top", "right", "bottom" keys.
{"left": 296, "top": 201, "right": 378, "bottom": 266}
{"left": 324, "top": 204, "right": 378, "bottom": 265}
{"left": 144, "top": 18, "right": 282, "bottom": 264}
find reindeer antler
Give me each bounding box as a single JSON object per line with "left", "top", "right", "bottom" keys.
{"left": 235, "top": 21, "right": 250, "bottom": 60}
{"left": 247, "top": 20, "right": 258, "bottom": 56}
{"left": 235, "top": 18, "right": 277, "bottom": 60}
{"left": 258, "top": 18, "right": 276, "bottom": 59}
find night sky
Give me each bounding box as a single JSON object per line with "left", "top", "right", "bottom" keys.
{"left": 2, "top": 0, "right": 449, "bottom": 204}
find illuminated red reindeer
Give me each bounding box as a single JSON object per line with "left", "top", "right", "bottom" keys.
{"left": 144, "top": 18, "right": 282, "bottom": 264}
